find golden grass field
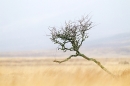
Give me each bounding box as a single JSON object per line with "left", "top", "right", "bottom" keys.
{"left": 0, "top": 57, "right": 130, "bottom": 86}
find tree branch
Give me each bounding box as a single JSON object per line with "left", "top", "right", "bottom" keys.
{"left": 53, "top": 55, "right": 77, "bottom": 63}
{"left": 79, "top": 53, "right": 115, "bottom": 76}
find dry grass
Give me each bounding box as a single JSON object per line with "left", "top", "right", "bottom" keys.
{"left": 0, "top": 57, "right": 130, "bottom": 86}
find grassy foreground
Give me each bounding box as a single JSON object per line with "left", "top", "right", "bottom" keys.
{"left": 0, "top": 57, "right": 130, "bottom": 86}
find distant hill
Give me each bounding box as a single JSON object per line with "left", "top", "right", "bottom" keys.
{"left": 0, "top": 33, "right": 130, "bottom": 58}
{"left": 82, "top": 32, "right": 130, "bottom": 58}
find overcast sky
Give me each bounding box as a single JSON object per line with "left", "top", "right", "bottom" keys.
{"left": 0, "top": 0, "right": 130, "bottom": 52}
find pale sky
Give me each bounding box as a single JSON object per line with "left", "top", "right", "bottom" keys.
{"left": 0, "top": 0, "right": 130, "bottom": 52}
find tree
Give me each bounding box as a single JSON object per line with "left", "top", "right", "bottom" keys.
{"left": 49, "top": 16, "right": 113, "bottom": 76}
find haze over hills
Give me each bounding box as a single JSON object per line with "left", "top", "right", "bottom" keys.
{"left": 0, "top": 32, "right": 130, "bottom": 58}
{"left": 83, "top": 32, "right": 130, "bottom": 58}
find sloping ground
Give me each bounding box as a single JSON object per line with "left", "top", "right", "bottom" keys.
{"left": 82, "top": 33, "right": 130, "bottom": 58}
{"left": 0, "top": 57, "right": 130, "bottom": 86}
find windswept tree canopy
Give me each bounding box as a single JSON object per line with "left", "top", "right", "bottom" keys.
{"left": 49, "top": 16, "right": 92, "bottom": 53}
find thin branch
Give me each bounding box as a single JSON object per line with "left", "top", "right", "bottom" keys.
{"left": 53, "top": 55, "right": 77, "bottom": 63}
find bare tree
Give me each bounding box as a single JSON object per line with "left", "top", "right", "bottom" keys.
{"left": 49, "top": 16, "right": 113, "bottom": 75}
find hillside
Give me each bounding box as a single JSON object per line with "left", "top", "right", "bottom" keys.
{"left": 0, "top": 33, "right": 130, "bottom": 57}
{"left": 83, "top": 32, "right": 130, "bottom": 58}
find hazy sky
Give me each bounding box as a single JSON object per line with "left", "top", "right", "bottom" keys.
{"left": 0, "top": 0, "right": 130, "bottom": 52}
